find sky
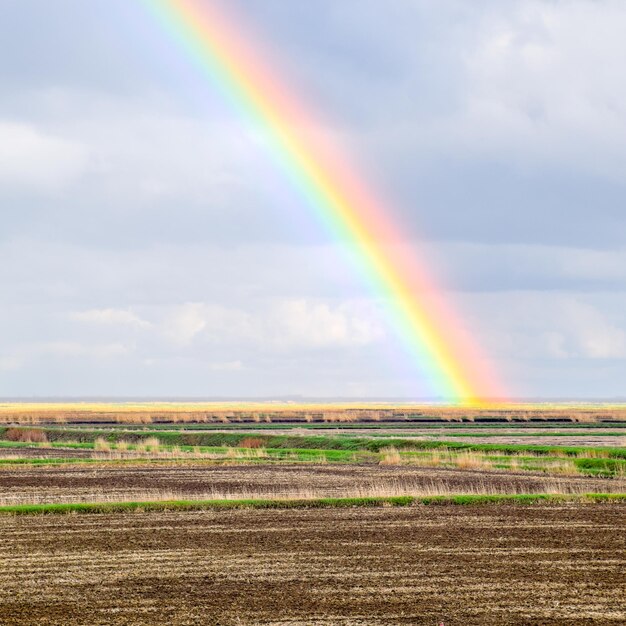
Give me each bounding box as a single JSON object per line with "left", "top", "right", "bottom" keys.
{"left": 1, "top": 0, "right": 625, "bottom": 399}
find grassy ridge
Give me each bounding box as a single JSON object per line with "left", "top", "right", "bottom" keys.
{"left": 0, "top": 451, "right": 621, "bottom": 477}
{"left": 1, "top": 430, "right": 624, "bottom": 476}
{"left": 0, "top": 440, "right": 371, "bottom": 464}
{"left": 0, "top": 493, "right": 624, "bottom": 515}
{"left": 4, "top": 426, "right": 624, "bottom": 459}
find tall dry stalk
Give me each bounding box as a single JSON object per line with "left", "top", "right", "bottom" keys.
{"left": 379, "top": 447, "right": 401, "bottom": 465}
{"left": 94, "top": 437, "right": 111, "bottom": 452}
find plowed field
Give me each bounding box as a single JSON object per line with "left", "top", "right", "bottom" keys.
{"left": 0, "top": 504, "right": 624, "bottom": 624}
{"left": 1, "top": 463, "right": 624, "bottom": 505}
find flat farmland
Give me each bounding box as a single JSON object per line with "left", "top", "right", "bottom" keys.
{"left": 428, "top": 433, "right": 626, "bottom": 447}
{"left": 0, "top": 504, "right": 624, "bottom": 625}
{"left": 173, "top": 427, "right": 626, "bottom": 448}
{"left": 2, "top": 401, "right": 626, "bottom": 426}
{"left": 0, "top": 463, "right": 624, "bottom": 506}
{"left": 0, "top": 414, "right": 624, "bottom": 624}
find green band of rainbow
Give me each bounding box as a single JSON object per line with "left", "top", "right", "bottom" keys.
{"left": 140, "top": 0, "right": 506, "bottom": 404}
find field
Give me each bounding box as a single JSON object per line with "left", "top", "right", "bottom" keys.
{"left": 0, "top": 403, "right": 625, "bottom": 624}
{"left": 2, "top": 463, "right": 625, "bottom": 506}
{"left": 2, "top": 400, "right": 626, "bottom": 424}
{"left": 1, "top": 505, "right": 624, "bottom": 625}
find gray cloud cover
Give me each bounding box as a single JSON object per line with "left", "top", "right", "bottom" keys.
{"left": 0, "top": 0, "right": 625, "bottom": 398}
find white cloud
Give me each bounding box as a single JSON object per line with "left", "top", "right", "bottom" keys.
{"left": 0, "top": 341, "right": 131, "bottom": 372}
{"left": 38, "top": 95, "right": 264, "bottom": 204}
{"left": 267, "top": 299, "right": 384, "bottom": 349}
{"left": 0, "top": 121, "right": 87, "bottom": 188}
{"left": 363, "top": 1, "right": 626, "bottom": 183}
{"left": 162, "top": 303, "right": 209, "bottom": 346}
{"left": 464, "top": 292, "right": 626, "bottom": 360}
{"left": 457, "top": 0, "right": 626, "bottom": 179}
{"left": 0, "top": 355, "right": 24, "bottom": 372}
{"left": 70, "top": 308, "right": 151, "bottom": 328}
{"left": 567, "top": 303, "right": 626, "bottom": 359}
{"left": 160, "top": 299, "right": 384, "bottom": 351}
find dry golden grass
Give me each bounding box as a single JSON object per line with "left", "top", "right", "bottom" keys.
{"left": 1, "top": 401, "right": 626, "bottom": 425}
{"left": 4, "top": 428, "right": 48, "bottom": 443}
{"left": 548, "top": 460, "right": 579, "bottom": 475}
{"left": 143, "top": 437, "right": 160, "bottom": 452}
{"left": 90, "top": 443, "right": 275, "bottom": 461}
{"left": 583, "top": 448, "right": 611, "bottom": 458}
{"left": 390, "top": 448, "right": 586, "bottom": 475}
{"left": 0, "top": 474, "right": 612, "bottom": 507}
{"left": 454, "top": 451, "right": 493, "bottom": 470}
{"left": 379, "top": 447, "right": 402, "bottom": 465}
{"left": 93, "top": 437, "right": 111, "bottom": 452}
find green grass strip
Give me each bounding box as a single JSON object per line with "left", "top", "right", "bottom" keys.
{"left": 1, "top": 493, "right": 624, "bottom": 515}
{"left": 16, "top": 428, "right": 625, "bottom": 459}
{"left": 4, "top": 427, "right": 623, "bottom": 457}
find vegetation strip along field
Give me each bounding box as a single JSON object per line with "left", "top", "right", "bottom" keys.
{"left": 1, "top": 492, "right": 625, "bottom": 515}
{"left": 2, "top": 426, "right": 625, "bottom": 476}
{"left": 3, "top": 426, "right": 625, "bottom": 457}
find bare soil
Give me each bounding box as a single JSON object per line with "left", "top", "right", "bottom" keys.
{"left": 0, "top": 463, "right": 623, "bottom": 505}
{"left": 439, "top": 435, "right": 626, "bottom": 446}
{"left": 0, "top": 504, "right": 624, "bottom": 624}
{"left": 0, "top": 447, "right": 92, "bottom": 459}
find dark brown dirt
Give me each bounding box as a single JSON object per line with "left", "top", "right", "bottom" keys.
{"left": 0, "top": 504, "right": 623, "bottom": 624}
{"left": 0, "top": 446, "right": 92, "bottom": 458}
{"left": 0, "top": 463, "right": 624, "bottom": 505}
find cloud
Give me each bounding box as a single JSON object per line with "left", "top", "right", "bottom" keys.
{"left": 208, "top": 360, "right": 243, "bottom": 371}
{"left": 0, "top": 341, "right": 131, "bottom": 372}
{"left": 159, "top": 299, "right": 385, "bottom": 351}
{"left": 566, "top": 302, "right": 626, "bottom": 359}
{"left": 464, "top": 292, "right": 626, "bottom": 361}
{"left": 37, "top": 341, "right": 131, "bottom": 358}
{"left": 395, "top": 1, "right": 626, "bottom": 191}
{"left": 435, "top": 243, "right": 626, "bottom": 292}
{"left": 267, "top": 299, "right": 384, "bottom": 349}
{"left": 162, "top": 303, "right": 209, "bottom": 346}
{"left": 70, "top": 308, "right": 151, "bottom": 328}
{"left": 0, "top": 95, "right": 307, "bottom": 247}
{"left": 0, "top": 356, "right": 23, "bottom": 372}
{"left": 0, "top": 121, "right": 87, "bottom": 188}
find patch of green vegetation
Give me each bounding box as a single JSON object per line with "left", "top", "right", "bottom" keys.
{"left": 0, "top": 443, "right": 371, "bottom": 465}
{"left": 2, "top": 426, "right": 625, "bottom": 458}
{"left": 573, "top": 457, "right": 625, "bottom": 476}
{"left": 0, "top": 440, "right": 34, "bottom": 448}
{"left": 1, "top": 493, "right": 624, "bottom": 515}
{"left": 0, "top": 458, "right": 97, "bottom": 466}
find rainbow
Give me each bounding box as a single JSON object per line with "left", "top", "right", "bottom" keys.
{"left": 140, "top": 0, "right": 505, "bottom": 403}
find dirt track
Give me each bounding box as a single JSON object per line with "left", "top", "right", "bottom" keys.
{"left": 0, "top": 463, "right": 624, "bottom": 505}
{"left": 0, "top": 504, "right": 624, "bottom": 625}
